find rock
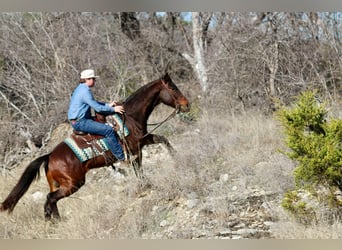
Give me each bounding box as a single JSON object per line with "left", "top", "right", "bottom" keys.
{"left": 233, "top": 222, "right": 246, "bottom": 229}
{"left": 234, "top": 228, "right": 258, "bottom": 238}
{"left": 186, "top": 199, "right": 198, "bottom": 209}
{"left": 219, "top": 174, "right": 229, "bottom": 183}
{"left": 31, "top": 191, "right": 44, "bottom": 202}
{"left": 160, "top": 220, "right": 169, "bottom": 227}
{"left": 218, "top": 229, "right": 232, "bottom": 237}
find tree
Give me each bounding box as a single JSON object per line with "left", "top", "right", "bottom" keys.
{"left": 278, "top": 90, "right": 342, "bottom": 223}
{"left": 120, "top": 12, "right": 141, "bottom": 41}
{"left": 182, "top": 12, "right": 211, "bottom": 93}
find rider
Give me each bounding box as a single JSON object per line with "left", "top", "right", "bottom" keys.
{"left": 67, "top": 69, "right": 126, "bottom": 162}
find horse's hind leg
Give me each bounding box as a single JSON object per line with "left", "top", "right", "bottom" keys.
{"left": 44, "top": 190, "right": 61, "bottom": 220}
{"left": 44, "top": 185, "right": 81, "bottom": 221}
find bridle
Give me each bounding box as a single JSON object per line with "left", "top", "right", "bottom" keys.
{"left": 143, "top": 109, "right": 177, "bottom": 139}
{"left": 120, "top": 78, "right": 183, "bottom": 177}
{"left": 142, "top": 78, "right": 182, "bottom": 138}
{"left": 160, "top": 79, "right": 182, "bottom": 112}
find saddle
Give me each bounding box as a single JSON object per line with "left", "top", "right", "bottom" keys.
{"left": 70, "top": 133, "right": 104, "bottom": 152}
{"left": 65, "top": 112, "right": 129, "bottom": 163}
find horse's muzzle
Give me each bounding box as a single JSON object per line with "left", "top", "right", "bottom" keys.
{"left": 177, "top": 100, "right": 191, "bottom": 113}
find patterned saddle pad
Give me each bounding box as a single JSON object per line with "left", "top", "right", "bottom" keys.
{"left": 107, "top": 113, "right": 129, "bottom": 139}
{"left": 64, "top": 114, "right": 129, "bottom": 162}
{"left": 64, "top": 137, "right": 110, "bottom": 162}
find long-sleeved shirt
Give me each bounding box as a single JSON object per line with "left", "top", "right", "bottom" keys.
{"left": 67, "top": 83, "right": 114, "bottom": 120}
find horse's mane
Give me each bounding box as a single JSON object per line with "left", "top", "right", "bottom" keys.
{"left": 124, "top": 77, "right": 165, "bottom": 109}
{"left": 124, "top": 80, "right": 159, "bottom": 104}
{"left": 124, "top": 73, "right": 171, "bottom": 104}
{"left": 123, "top": 78, "right": 163, "bottom": 121}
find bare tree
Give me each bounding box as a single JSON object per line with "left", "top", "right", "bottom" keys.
{"left": 119, "top": 12, "right": 141, "bottom": 41}
{"left": 1, "top": 12, "right": 342, "bottom": 169}
{"left": 182, "top": 12, "right": 211, "bottom": 93}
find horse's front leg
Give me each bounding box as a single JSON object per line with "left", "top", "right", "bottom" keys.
{"left": 131, "top": 149, "right": 143, "bottom": 179}
{"left": 143, "top": 134, "right": 176, "bottom": 156}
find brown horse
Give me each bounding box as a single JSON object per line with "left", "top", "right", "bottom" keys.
{"left": 0, "top": 72, "right": 190, "bottom": 220}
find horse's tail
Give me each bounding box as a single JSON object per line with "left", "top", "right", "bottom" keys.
{"left": 0, "top": 154, "right": 50, "bottom": 213}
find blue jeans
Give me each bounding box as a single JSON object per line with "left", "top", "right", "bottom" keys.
{"left": 71, "top": 118, "right": 125, "bottom": 160}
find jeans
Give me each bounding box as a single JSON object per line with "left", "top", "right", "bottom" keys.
{"left": 71, "top": 118, "right": 125, "bottom": 160}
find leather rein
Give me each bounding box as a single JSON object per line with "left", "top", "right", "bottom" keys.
{"left": 142, "top": 79, "right": 180, "bottom": 138}
{"left": 120, "top": 78, "right": 180, "bottom": 177}
{"left": 143, "top": 109, "right": 177, "bottom": 139}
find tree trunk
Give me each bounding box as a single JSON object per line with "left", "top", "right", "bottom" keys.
{"left": 268, "top": 42, "right": 278, "bottom": 96}
{"left": 182, "top": 12, "right": 209, "bottom": 93}
{"left": 119, "top": 12, "right": 141, "bottom": 41}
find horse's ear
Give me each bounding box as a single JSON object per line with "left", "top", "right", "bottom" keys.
{"left": 164, "top": 62, "right": 172, "bottom": 74}
{"left": 163, "top": 62, "right": 172, "bottom": 80}
{"left": 162, "top": 71, "right": 171, "bottom": 82}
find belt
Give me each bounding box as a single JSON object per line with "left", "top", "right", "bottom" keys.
{"left": 69, "top": 118, "right": 78, "bottom": 124}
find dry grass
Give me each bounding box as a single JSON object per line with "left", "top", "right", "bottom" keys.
{"left": 1, "top": 108, "right": 341, "bottom": 238}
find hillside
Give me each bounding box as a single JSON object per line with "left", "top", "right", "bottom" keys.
{"left": 1, "top": 12, "right": 342, "bottom": 239}
{"left": 2, "top": 110, "right": 342, "bottom": 239}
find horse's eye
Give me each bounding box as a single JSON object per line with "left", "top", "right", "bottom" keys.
{"left": 168, "top": 85, "right": 177, "bottom": 91}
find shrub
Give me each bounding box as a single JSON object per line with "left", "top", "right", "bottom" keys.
{"left": 281, "top": 190, "right": 316, "bottom": 224}
{"left": 277, "top": 90, "right": 342, "bottom": 222}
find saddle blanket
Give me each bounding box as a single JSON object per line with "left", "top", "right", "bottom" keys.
{"left": 64, "top": 137, "right": 109, "bottom": 162}
{"left": 109, "top": 113, "right": 129, "bottom": 139}
{"left": 64, "top": 114, "right": 129, "bottom": 162}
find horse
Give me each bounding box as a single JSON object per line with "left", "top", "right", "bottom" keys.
{"left": 0, "top": 72, "right": 190, "bottom": 220}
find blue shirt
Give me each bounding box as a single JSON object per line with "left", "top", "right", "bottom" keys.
{"left": 67, "top": 83, "right": 114, "bottom": 120}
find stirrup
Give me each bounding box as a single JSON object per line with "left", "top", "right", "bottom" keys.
{"left": 128, "top": 154, "right": 138, "bottom": 162}
{"left": 122, "top": 154, "right": 138, "bottom": 164}
{"left": 73, "top": 130, "right": 88, "bottom": 135}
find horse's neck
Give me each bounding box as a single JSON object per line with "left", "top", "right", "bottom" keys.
{"left": 125, "top": 81, "right": 161, "bottom": 124}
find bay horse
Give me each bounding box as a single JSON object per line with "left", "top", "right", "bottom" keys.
{"left": 0, "top": 72, "right": 190, "bottom": 220}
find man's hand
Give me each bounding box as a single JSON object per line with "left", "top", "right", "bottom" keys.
{"left": 114, "top": 105, "right": 125, "bottom": 114}
{"left": 109, "top": 101, "right": 119, "bottom": 107}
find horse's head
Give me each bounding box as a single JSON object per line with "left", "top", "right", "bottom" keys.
{"left": 159, "top": 73, "right": 190, "bottom": 113}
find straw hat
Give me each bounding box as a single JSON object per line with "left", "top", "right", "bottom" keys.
{"left": 80, "top": 69, "right": 99, "bottom": 79}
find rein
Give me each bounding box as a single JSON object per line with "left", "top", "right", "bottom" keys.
{"left": 143, "top": 79, "right": 179, "bottom": 138}
{"left": 143, "top": 109, "right": 177, "bottom": 138}
{"left": 122, "top": 109, "right": 177, "bottom": 178}
{"left": 118, "top": 108, "right": 176, "bottom": 177}
{"left": 119, "top": 78, "right": 180, "bottom": 177}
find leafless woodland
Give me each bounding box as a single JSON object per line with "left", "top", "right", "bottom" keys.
{"left": 1, "top": 12, "right": 342, "bottom": 238}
